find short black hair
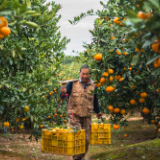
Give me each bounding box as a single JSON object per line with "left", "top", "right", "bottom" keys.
{"left": 80, "top": 64, "right": 89, "bottom": 72}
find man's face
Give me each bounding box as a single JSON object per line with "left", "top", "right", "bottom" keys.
{"left": 79, "top": 68, "right": 90, "bottom": 83}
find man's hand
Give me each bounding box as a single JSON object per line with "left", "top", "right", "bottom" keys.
{"left": 61, "top": 85, "right": 67, "bottom": 96}
{"left": 96, "top": 112, "right": 102, "bottom": 119}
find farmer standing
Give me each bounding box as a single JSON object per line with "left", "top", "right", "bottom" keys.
{"left": 61, "top": 64, "right": 102, "bottom": 160}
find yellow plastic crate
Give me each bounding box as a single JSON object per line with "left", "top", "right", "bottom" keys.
{"left": 81, "top": 139, "right": 85, "bottom": 146}
{"left": 53, "top": 146, "right": 59, "bottom": 154}
{"left": 51, "top": 139, "right": 58, "bottom": 146}
{"left": 98, "top": 132, "right": 104, "bottom": 138}
{"left": 104, "top": 124, "right": 111, "bottom": 132}
{"left": 58, "top": 140, "right": 64, "bottom": 147}
{"left": 91, "top": 123, "right": 98, "bottom": 132}
{"left": 81, "top": 145, "right": 85, "bottom": 153}
{"left": 64, "top": 147, "right": 75, "bottom": 155}
{"left": 89, "top": 138, "right": 111, "bottom": 145}
{"left": 64, "top": 141, "right": 75, "bottom": 148}
{"left": 104, "top": 132, "right": 111, "bottom": 138}
{"left": 75, "top": 146, "right": 81, "bottom": 154}
{"left": 48, "top": 146, "right": 53, "bottom": 153}
{"left": 75, "top": 139, "right": 81, "bottom": 146}
{"left": 42, "top": 130, "right": 52, "bottom": 139}
{"left": 80, "top": 129, "right": 86, "bottom": 139}
{"left": 90, "top": 132, "right": 98, "bottom": 139}
{"left": 42, "top": 138, "right": 49, "bottom": 145}
{"left": 104, "top": 138, "right": 111, "bottom": 144}
{"left": 75, "top": 131, "right": 81, "bottom": 139}
{"left": 63, "top": 132, "right": 75, "bottom": 141}
{"left": 59, "top": 147, "right": 64, "bottom": 154}
{"left": 42, "top": 145, "right": 48, "bottom": 152}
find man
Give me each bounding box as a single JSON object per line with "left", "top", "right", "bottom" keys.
{"left": 61, "top": 64, "right": 102, "bottom": 160}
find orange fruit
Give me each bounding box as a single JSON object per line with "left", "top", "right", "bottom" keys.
{"left": 100, "top": 77, "right": 106, "bottom": 83}
{"left": 119, "top": 78, "right": 124, "bottom": 82}
{"left": 135, "top": 47, "right": 143, "bottom": 52}
{"left": 109, "top": 76, "right": 114, "bottom": 82}
{"left": 102, "top": 72, "right": 109, "bottom": 77}
{"left": 106, "top": 86, "right": 114, "bottom": 92}
{"left": 39, "top": 125, "right": 44, "bottom": 128}
{"left": 24, "top": 106, "right": 29, "bottom": 112}
{"left": 122, "top": 38, "right": 125, "bottom": 42}
{"left": 0, "top": 17, "right": 8, "bottom": 28}
{"left": 19, "top": 125, "right": 23, "bottom": 130}
{"left": 94, "top": 53, "right": 102, "bottom": 61}
{"left": 0, "top": 26, "right": 11, "bottom": 36}
{"left": 108, "top": 105, "right": 114, "bottom": 111}
{"left": 64, "top": 120, "right": 67, "bottom": 123}
{"left": 139, "top": 98, "right": 145, "bottom": 103}
{"left": 108, "top": 69, "right": 114, "bottom": 74}
{"left": 154, "top": 57, "right": 160, "bottom": 67}
{"left": 123, "top": 126, "right": 126, "bottom": 129}
{"left": 114, "top": 107, "right": 120, "bottom": 113}
{"left": 137, "top": 11, "right": 149, "bottom": 19}
{"left": 3, "top": 121, "right": 9, "bottom": 127}
{"left": 113, "top": 17, "right": 121, "bottom": 24}
{"left": 48, "top": 116, "right": 51, "bottom": 118}
{"left": 136, "top": 4, "right": 140, "bottom": 7}
{"left": 124, "top": 134, "right": 127, "bottom": 137}
{"left": 113, "top": 124, "right": 119, "bottom": 130}
{"left": 60, "top": 115, "right": 62, "bottom": 117}
{"left": 117, "top": 51, "right": 122, "bottom": 55}
{"left": 142, "top": 107, "right": 150, "bottom": 114}
{"left": 0, "top": 33, "right": 4, "bottom": 39}
{"left": 95, "top": 83, "right": 101, "bottom": 87}
{"left": 140, "top": 92, "right": 147, "bottom": 98}
{"left": 120, "top": 109, "right": 126, "bottom": 114}
{"left": 158, "top": 128, "right": 160, "bottom": 133}
{"left": 105, "top": 17, "right": 109, "bottom": 20}
{"left": 124, "top": 52, "right": 127, "bottom": 56}
{"left": 151, "top": 120, "right": 155, "bottom": 124}
{"left": 130, "top": 99, "right": 136, "bottom": 105}
{"left": 158, "top": 121, "right": 160, "bottom": 126}
{"left": 110, "top": 24, "right": 112, "bottom": 26}
{"left": 152, "top": 40, "right": 160, "bottom": 53}
{"left": 132, "top": 85, "right": 136, "bottom": 89}
{"left": 110, "top": 36, "right": 115, "bottom": 40}
{"left": 15, "top": 118, "right": 20, "bottom": 122}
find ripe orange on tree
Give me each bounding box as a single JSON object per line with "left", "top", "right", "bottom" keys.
{"left": 100, "top": 77, "right": 106, "bottom": 83}
{"left": 109, "top": 76, "right": 114, "bottom": 82}
{"left": 113, "top": 17, "right": 121, "bottom": 24}
{"left": 0, "top": 33, "right": 4, "bottom": 39}
{"left": 123, "top": 126, "right": 126, "bottom": 129}
{"left": 137, "top": 11, "right": 150, "bottom": 20}
{"left": 139, "top": 98, "right": 145, "bottom": 103}
{"left": 108, "top": 105, "right": 114, "bottom": 112}
{"left": 94, "top": 53, "right": 102, "bottom": 61}
{"left": 151, "top": 120, "right": 155, "bottom": 124}
{"left": 3, "top": 121, "right": 9, "bottom": 127}
{"left": 15, "top": 118, "right": 20, "bottom": 122}
{"left": 110, "top": 36, "right": 115, "bottom": 40}
{"left": 106, "top": 86, "right": 114, "bottom": 92}
{"left": 152, "top": 40, "right": 160, "bottom": 53}
{"left": 102, "top": 72, "right": 109, "bottom": 77}
{"left": 60, "top": 115, "right": 62, "bottom": 117}
{"left": 124, "top": 134, "right": 127, "bottom": 137}
{"left": 120, "top": 109, "right": 126, "bottom": 114}
{"left": 119, "top": 78, "right": 124, "bottom": 82}
{"left": 0, "top": 26, "right": 11, "bottom": 36}
{"left": 0, "top": 17, "right": 8, "bottom": 28}
{"left": 143, "top": 108, "right": 150, "bottom": 114}
{"left": 48, "top": 116, "right": 51, "bottom": 118}
{"left": 39, "top": 125, "right": 44, "bottom": 128}
{"left": 108, "top": 69, "right": 114, "bottom": 74}
{"left": 24, "top": 106, "right": 29, "bottom": 112}
{"left": 95, "top": 83, "right": 101, "bottom": 87}
{"left": 130, "top": 99, "right": 136, "bottom": 105}
{"left": 135, "top": 47, "right": 143, "bottom": 52}
{"left": 114, "top": 107, "right": 120, "bottom": 113}
{"left": 19, "top": 125, "right": 23, "bottom": 130}
{"left": 64, "top": 120, "right": 67, "bottom": 123}
{"left": 140, "top": 92, "right": 147, "bottom": 98}
{"left": 158, "top": 128, "right": 160, "bottom": 133}
{"left": 124, "top": 52, "right": 127, "bottom": 56}
{"left": 113, "top": 124, "right": 119, "bottom": 130}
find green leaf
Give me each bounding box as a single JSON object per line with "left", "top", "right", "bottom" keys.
{"left": 148, "top": 0, "right": 160, "bottom": 9}
{"left": 146, "top": 55, "right": 160, "bottom": 65}
{"left": 129, "top": 18, "right": 143, "bottom": 23}
{"left": 125, "top": 10, "right": 137, "bottom": 18}
{"left": 131, "top": 54, "right": 140, "bottom": 66}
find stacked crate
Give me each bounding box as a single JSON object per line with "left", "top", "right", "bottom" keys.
{"left": 41, "top": 128, "right": 86, "bottom": 155}
{"left": 89, "top": 123, "right": 111, "bottom": 145}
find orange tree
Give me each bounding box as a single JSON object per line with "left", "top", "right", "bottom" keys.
{"left": 70, "top": 0, "right": 160, "bottom": 133}
{"left": 0, "top": 0, "right": 70, "bottom": 140}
